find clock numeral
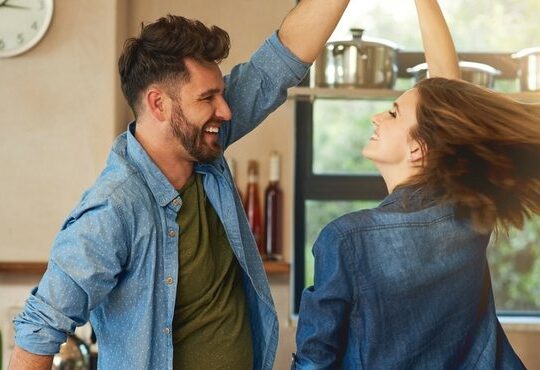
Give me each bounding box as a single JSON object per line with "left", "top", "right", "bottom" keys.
{"left": 31, "top": 21, "right": 38, "bottom": 30}
{"left": 0, "top": 39, "right": 5, "bottom": 50}
{"left": 17, "top": 33, "right": 24, "bottom": 44}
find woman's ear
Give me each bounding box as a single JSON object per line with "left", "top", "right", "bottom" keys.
{"left": 409, "top": 142, "right": 425, "bottom": 163}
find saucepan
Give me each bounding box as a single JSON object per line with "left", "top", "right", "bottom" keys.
{"left": 313, "top": 28, "right": 399, "bottom": 88}
{"left": 407, "top": 61, "right": 501, "bottom": 88}
{"left": 512, "top": 47, "right": 540, "bottom": 91}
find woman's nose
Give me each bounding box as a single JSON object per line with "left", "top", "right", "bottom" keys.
{"left": 371, "top": 112, "right": 383, "bottom": 125}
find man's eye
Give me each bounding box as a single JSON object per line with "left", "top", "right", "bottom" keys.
{"left": 388, "top": 110, "right": 397, "bottom": 118}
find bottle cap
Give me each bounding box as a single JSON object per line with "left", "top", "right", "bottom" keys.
{"left": 269, "top": 152, "right": 280, "bottom": 182}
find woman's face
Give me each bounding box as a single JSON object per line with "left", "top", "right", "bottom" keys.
{"left": 362, "top": 89, "right": 421, "bottom": 167}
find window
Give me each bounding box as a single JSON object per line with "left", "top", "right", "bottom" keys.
{"left": 293, "top": 0, "right": 540, "bottom": 316}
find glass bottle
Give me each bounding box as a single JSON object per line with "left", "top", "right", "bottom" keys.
{"left": 264, "top": 152, "right": 283, "bottom": 261}
{"left": 244, "top": 160, "right": 265, "bottom": 257}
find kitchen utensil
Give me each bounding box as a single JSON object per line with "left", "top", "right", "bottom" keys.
{"left": 407, "top": 61, "right": 501, "bottom": 88}
{"left": 52, "top": 335, "right": 91, "bottom": 370}
{"left": 314, "top": 28, "right": 399, "bottom": 88}
{"left": 512, "top": 47, "right": 540, "bottom": 91}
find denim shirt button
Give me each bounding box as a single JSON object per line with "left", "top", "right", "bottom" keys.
{"left": 168, "top": 229, "right": 177, "bottom": 238}
{"left": 163, "top": 327, "right": 170, "bottom": 334}
{"left": 165, "top": 276, "right": 174, "bottom": 285}
{"left": 172, "top": 197, "right": 182, "bottom": 207}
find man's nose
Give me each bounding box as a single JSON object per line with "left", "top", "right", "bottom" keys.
{"left": 216, "top": 96, "right": 232, "bottom": 121}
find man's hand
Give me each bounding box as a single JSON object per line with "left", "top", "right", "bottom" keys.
{"left": 278, "top": 0, "right": 349, "bottom": 63}
{"left": 8, "top": 345, "right": 54, "bottom": 370}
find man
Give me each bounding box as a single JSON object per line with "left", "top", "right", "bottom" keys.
{"left": 9, "top": 1, "right": 349, "bottom": 369}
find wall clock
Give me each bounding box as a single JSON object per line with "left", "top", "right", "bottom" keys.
{"left": 0, "top": 0, "right": 54, "bottom": 58}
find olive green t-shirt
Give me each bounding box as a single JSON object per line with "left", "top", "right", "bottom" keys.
{"left": 172, "top": 174, "right": 253, "bottom": 370}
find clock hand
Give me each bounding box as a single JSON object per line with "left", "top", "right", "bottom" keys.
{"left": 0, "top": 0, "right": 31, "bottom": 9}
{"left": 2, "top": 4, "right": 32, "bottom": 9}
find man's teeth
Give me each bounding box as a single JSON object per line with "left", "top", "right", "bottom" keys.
{"left": 205, "top": 127, "right": 219, "bottom": 133}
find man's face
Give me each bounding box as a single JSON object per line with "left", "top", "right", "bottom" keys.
{"left": 169, "top": 58, "right": 232, "bottom": 163}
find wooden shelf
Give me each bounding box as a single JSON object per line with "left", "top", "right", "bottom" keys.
{"left": 0, "top": 261, "right": 290, "bottom": 276}
{"left": 288, "top": 86, "right": 540, "bottom": 103}
{"left": 288, "top": 86, "right": 401, "bottom": 101}
{"left": 263, "top": 260, "right": 290, "bottom": 275}
{"left": 0, "top": 262, "right": 47, "bottom": 275}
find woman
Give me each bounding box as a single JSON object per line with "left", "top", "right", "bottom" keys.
{"left": 293, "top": 0, "right": 540, "bottom": 369}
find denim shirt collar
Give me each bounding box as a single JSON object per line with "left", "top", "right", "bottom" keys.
{"left": 125, "top": 122, "right": 225, "bottom": 207}
{"left": 126, "top": 122, "right": 181, "bottom": 207}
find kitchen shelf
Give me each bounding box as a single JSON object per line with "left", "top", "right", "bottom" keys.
{"left": 0, "top": 262, "right": 47, "bottom": 275}
{"left": 0, "top": 261, "right": 290, "bottom": 276}
{"left": 288, "top": 86, "right": 540, "bottom": 103}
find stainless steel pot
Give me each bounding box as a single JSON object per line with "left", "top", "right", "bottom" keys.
{"left": 314, "top": 29, "right": 399, "bottom": 88}
{"left": 512, "top": 47, "right": 540, "bottom": 91}
{"left": 52, "top": 335, "right": 90, "bottom": 370}
{"left": 407, "top": 61, "right": 500, "bottom": 88}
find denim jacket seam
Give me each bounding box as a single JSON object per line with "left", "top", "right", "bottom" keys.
{"left": 343, "top": 213, "right": 453, "bottom": 235}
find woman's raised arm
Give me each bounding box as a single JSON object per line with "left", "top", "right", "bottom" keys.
{"left": 415, "top": 0, "right": 460, "bottom": 79}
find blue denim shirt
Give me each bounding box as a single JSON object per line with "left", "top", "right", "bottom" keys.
{"left": 14, "top": 32, "right": 309, "bottom": 370}
{"left": 294, "top": 186, "right": 525, "bottom": 370}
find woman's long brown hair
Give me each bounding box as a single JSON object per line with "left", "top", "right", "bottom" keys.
{"left": 408, "top": 77, "right": 540, "bottom": 232}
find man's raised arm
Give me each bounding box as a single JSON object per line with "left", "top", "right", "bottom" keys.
{"left": 278, "top": 0, "right": 350, "bottom": 63}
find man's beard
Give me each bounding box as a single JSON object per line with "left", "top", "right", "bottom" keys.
{"left": 170, "top": 102, "right": 222, "bottom": 163}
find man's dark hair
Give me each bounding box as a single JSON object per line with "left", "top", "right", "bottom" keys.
{"left": 118, "top": 15, "right": 230, "bottom": 116}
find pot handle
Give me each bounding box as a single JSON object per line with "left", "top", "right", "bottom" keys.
{"left": 332, "top": 44, "right": 346, "bottom": 56}
{"left": 350, "top": 28, "right": 364, "bottom": 40}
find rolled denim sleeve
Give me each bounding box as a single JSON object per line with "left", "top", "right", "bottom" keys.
{"left": 13, "top": 197, "right": 129, "bottom": 355}
{"left": 220, "top": 31, "right": 310, "bottom": 149}
{"left": 293, "top": 223, "right": 356, "bottom": 370}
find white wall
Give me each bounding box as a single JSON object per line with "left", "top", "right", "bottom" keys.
{"left": 0, "top": 0, "right": 124, "bottom": 262}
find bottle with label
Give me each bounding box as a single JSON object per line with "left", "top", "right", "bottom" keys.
{"left": 244, "top": 160, "right": 265, "bottom": 257}
{"left": 264, "top": 152, "right": 283, "bottom": 261}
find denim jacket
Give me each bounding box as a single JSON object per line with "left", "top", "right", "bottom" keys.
{"left": 294, "top": 186, "right": 525, "bottom": 370}
{"left": 14, "top": 32, "right": 309, "bottom": 370}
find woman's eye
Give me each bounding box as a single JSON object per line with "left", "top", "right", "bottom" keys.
{"left": 388, "top": 110, "right": 397, "bottom": 118}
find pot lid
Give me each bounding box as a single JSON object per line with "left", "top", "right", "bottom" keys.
{"left": 512, "top": 46, "right": 540, "bottom": 59}
{"left": 407, "top": 61, "right": 500, "bottom": 75}
{"left": 327, "top": 28, "right": 400, "bottom": 50}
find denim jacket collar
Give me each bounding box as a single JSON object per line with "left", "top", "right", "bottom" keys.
{"left": 379, "top": 184, "right": 436, "bottom": 210}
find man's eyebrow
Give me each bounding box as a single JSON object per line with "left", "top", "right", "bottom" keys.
{"left": 393, "top": 102, "right": 400, "bottom": 113}
{"left": 198, "top": 88, "right": 223, "bottom": 97}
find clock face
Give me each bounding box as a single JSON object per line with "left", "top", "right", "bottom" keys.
{"left": 0, "top": 0, "right": 54, "bottom": 58}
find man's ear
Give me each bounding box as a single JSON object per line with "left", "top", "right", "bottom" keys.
{"left": 145, "top": 87, "right": 169, "bottom": 122}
